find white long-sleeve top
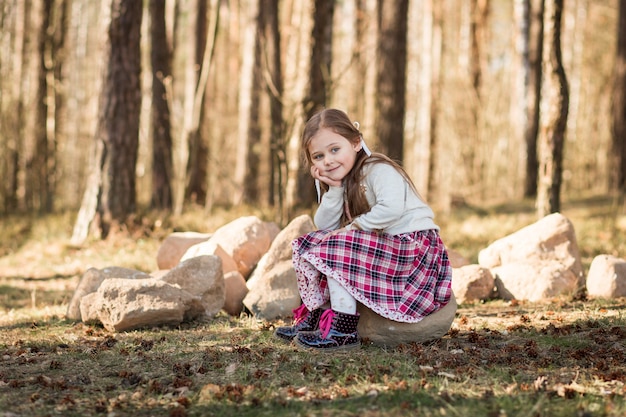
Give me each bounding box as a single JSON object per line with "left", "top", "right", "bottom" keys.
{"left": 313, "top": 162, "right": 439, "bottom": 235}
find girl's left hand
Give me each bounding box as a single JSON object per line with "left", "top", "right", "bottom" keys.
{"left": 311, "top": 166, "right": 342, "bottom": 188}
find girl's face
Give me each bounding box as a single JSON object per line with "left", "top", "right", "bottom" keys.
{"left": 308, "top": 128, "right": 362, "bottom": 183}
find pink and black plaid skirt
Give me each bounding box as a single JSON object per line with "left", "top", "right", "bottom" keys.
{"left": 292, "top": 229, "right": 452, "bottom": 323}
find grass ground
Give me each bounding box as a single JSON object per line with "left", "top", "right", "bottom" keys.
{"left": 1, "top": 195, "right": 625, "bottom": 417}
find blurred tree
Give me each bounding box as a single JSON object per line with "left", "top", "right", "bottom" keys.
{"left": 536, "top": 0, "right": 568, "bottom": 217}
{"left": 71, "top": 0, "right": 143, "bottom": 242}
{"left": 257, "top": 0, "right": 285, "bottom": 211}
{"left": 463, "top": 0, "right": 489, "bottom": 191}
{"left": 375, "top": 0, "right": 408, "bottom": 162}
{"left": 297, "top": 0, "right": 335, "bottom": 208}
{"left": 522, "top": 0, "right": 544, "bottom": 198}
{"left": 186, "top": 0, "right": 210, "bottom": 205}
{"left": 12, "top": 1, "right": 35, "bottom": 213}
{"left": 149, "top": 0, "right": 174, "bottom": 209}
{"left": 282, "top": 0, "right": 313, "bottom": 213}
{"left": 426, "top": 0, "right": 443, "bottom": 200}
{"left": 610, "top": 0, "right": 626, "bottom": 196}
{"left": 304, "top": 0, "right": 334, "bottom": 119}
{"left": 31, "top": 0, "right": 68, "bottom": 213}
{"left": 242, "top": 0, "right": 264, "bottom": 205}
{"left": 0, "top": 0, "right": 619, "bottom": 218}
{"left": 234, "top": 0, "right": 259, "bottom": 205}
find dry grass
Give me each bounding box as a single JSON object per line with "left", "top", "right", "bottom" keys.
{"left": 0, "top": 195, "right": 625, "bottom": 417}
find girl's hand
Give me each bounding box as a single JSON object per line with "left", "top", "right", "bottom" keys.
{"left": 311, "top": 166, "right": 342, "bottom": 187}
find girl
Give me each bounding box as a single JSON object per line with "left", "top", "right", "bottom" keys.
{"left": 275, "top": 108, "right": 452, "bottom": 351}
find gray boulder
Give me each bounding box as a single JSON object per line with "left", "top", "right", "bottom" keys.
{"left": 357, "top": 293, "right": 458, "bottom": 346}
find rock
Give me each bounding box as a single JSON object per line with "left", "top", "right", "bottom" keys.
{"left": 78, "top": 292, "right": 101, "bottom": 323}
{"left": 243, "top": 259, "right": 301, "bottom": 319}
{"left": 478, "top": 213, "right": 585, "bottom": 301}
{"left": 159, "top": 255, "right": 225, "bottom": 318}
{"left": 77, "top": 256, "right": 225, "bottom": 331}
{"left": 491, "top": 261, "right": 580, "bottom": 301}
{"left": 79, "top": 278, "right": 200, "bottom": 332}
{"left": 241, "top": 216, "right": 315, "bottom": 319}
{"left": 180, "top": 240, "right": 238, "bottom": 275}
{"left": 357, "top": 293, "right": 458, "bottom": 346}
{"left": 223, "top": 271, "right": 248, "bottom": 316}
{"left": 204, "top": 216, "right": 281, "bottom": 278}
{"left": 66, "top": 267, "right": 151, "bottom": 321}
{"left": 246, "top": 215, "right": 315, "bottom": 285}
{"left": 586, "top": 254, "right": 626, "bottom": 298}
{"left": 452, "top": 264, "right": 494, "bottom": 303}
{"left": 156, "top": 232, "right": 212, "bottom": 269}
{"left": 448, "top": 249, "right": 471, "bottom": 268}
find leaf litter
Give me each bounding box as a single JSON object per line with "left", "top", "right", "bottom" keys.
{"left": 0, "top": 298, "right": 624, "bottom": 417}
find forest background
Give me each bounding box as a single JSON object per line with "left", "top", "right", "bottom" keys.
{"left": 2, "top": 2, "right": 626, "bottom": 415}
{"left": 0, "top": 0, "right": 624, "bottom": 242}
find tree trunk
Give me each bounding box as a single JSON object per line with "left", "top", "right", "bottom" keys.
{"left": 201, "top": 0, "right": 223, "bottom": 212}
{"left": 233, "top": 0, "right": 259, "bottom": 205}
{"left": 149, "top": 0, "right": 174, "bottom": 209}
{"left": 50, "top": 0, "right": 70, "bottom": 212}
{"left": 427, "top": 0, "right": 443, "bottom": 200}
{"left": 524, "top": 0, "right": 544, "bottom": 198}
{"left": 259, "top": 0, "right": 284, "bottom": 210}
{"left": 536, "top": 0, "right": 568, "bottom": 218}
{"left": 18, "top": 0, "right": 37, "bottom": 211}
{"left": 610, "top": 0, "right": 626, "bottom": 195}
{"left": 242, "top": 0, "right": 265, "bottom": 205}
{"left": 304, "top": 0, "right": 334, "bottom": 118}
{"left": 469, "top": 0, "right": 489, "bottom": 97}
{"left": 465, "top": 0, "right": 489, "bottom": 189}
{"left": 375, "top": 0, "right": 408, "bottom": 162}
{"left": 297, "top": 0, "right": 335, "bottom": 208}
{"left": 186, "top": 0, "right": 209, "bottom": 204}
{"left": 172, "top": 0, "right": 198, "bottom": 215}
{"left": 283, "top": 0, "right": 314, "bottom": 212}
{"left": 1, "top": 0, "right": 27, "bottom": 213}
{"left": 34, "top": 0, "right": 53, "bottom": 212}
{"left": 71, "top": 0, "right": 143, "bottom": 242}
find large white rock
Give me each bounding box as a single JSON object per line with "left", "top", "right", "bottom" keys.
{"left": 222, "top": 271, "right": 248, "bottom": 316}
{"left": 247, "top": 214, "right": 315, "bottom": 285}
{"left": 66, "top": 267, "right": 151, "bottom": 321}
{"left": 491, "top": 261, "right": 580, "bottom": 301}
{"left": 202, "top": 216, "right": 281, "bottom": 278}
{"left": 452, "top": 264, "right": 494, "bottom": 303}
{"left": 478, "top": 213, "right": 585, "bottom": 301}
{"left": 159, "top": 255, "right": 225, "bottom": 318}
{"left": 77, "top": 256, "right": 225, "bottom": 331}
{"left": 156, "top": 232, "right": 212, "bottom": 269}
{"left": 243, "top": 215, "right": 315, "bottom": 319}
{"left": 180, "top": 240, "right": 238, "bottom": 275}
{"left": 243, "top": 259, "right": 301, "bottom": 319}
{"left": 79, "top": 278, "right": 200, "bottom": 332}
{"left": 586, "top": 254, "right": 626, "bottom": 298}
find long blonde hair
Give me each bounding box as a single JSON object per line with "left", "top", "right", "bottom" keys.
{"left": 301, "top": 108, "right": 421, "bottom": 227}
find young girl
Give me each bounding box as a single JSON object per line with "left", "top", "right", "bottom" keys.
{"left": 275, "top": 108, "right": 452, "bottom": 351}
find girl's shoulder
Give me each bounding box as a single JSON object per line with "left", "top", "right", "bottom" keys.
{"left": 363, "top": 160, "right": 402, "bottom": 178}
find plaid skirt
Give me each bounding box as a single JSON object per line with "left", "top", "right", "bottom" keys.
{"left": 292, "top": 229, "right": 452, "bottom": 323}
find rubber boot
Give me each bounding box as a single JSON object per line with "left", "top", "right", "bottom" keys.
{"left": 274, "top": 304, "right": 324, "bottom": 341}
{"left": 295, "top": 309, "right": 360, "bottom": 351}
